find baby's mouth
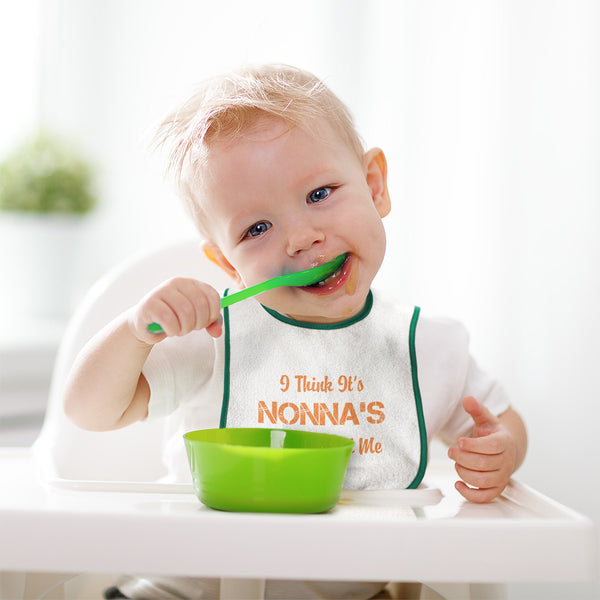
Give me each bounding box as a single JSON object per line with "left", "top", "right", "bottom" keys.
{"left": 305, "top": 253, "right": 351, "bottom": 291}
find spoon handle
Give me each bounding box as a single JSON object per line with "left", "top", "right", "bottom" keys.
{"left": 219, "top": 279, "right": 278, "bottom": 308}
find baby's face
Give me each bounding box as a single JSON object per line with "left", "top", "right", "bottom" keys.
{"left": 200, "top": 117, "right": 388, "bottom": 323}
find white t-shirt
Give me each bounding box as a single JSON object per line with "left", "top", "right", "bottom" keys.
{"left": 143, "top": 289, "right": 510, "bottom": 483}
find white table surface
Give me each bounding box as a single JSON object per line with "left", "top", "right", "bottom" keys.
{"left": 0, "top": 448, "right": 596, "bottom": 586}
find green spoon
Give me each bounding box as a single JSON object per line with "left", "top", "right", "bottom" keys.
{"left": 148, "top": 253, "right": 347, "bottom": 334}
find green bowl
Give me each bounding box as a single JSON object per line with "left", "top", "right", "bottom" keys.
{"left": 183, "top": 428, "right": 354, "bottom": 513}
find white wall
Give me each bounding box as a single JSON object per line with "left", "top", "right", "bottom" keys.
{"left": 0, "top": 0, "right": 42, "bottom": 156}
{"left": 364, "top": 4, "right": 600, "bottom": 597}
{"left": 3, "top": 1, "right": 599, "bottom": 597}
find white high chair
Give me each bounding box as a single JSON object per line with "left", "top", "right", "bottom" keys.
{"left": 33, "top": 238, "right": 231, "bottom": 487}
{"left": 0, "top": 239, "right": 596, "bottom": 600}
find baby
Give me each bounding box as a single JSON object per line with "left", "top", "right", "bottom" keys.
{"left": 65, "top": 64, "right": 527, "bottom": 600}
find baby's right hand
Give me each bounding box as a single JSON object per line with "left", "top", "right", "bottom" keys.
{"left": 129, "top": 277, "right": 222, "bottom": 344}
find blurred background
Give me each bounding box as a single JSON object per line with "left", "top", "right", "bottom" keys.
{"left": 0, "top": 1, "right": 598, "bottom": 598}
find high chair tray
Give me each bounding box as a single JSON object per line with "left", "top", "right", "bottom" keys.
{"left": 47, "top": 478, "right": 193, "bottom": 493}
{"left": 0, "top": 449, "right": 595, "bottom": 583}
{"left": 46, "top": 475, "right": 443, "bottom": 505}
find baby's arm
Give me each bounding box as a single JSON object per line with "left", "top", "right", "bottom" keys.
{"left": 447, "top": 396, "right": 528, "bottom": 503}
{"left": 63, "top": 277, "right": 222, "bottom": 431}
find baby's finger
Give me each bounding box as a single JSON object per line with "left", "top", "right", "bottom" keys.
{"left": 186, "top": 281, "right": 221, "bottom": 330}
{"left": 448, "top": 446, "right": 504, "bottom": 472}
{"left": 455, "top": 481, "right": 502, "bottom": 504}
{"left": 144, "top": 297, "right": 183, "bottom": 337}
{"left": 462, "top": 396, "right": 500, "bottom": 430}
{"left": 142, "top": 284, "right": 194, "bottom": 336}
{"left": 454, "top": 463, "right": 502, "bottom": 491}
{"left": 170, "top": 289, "right": 201, "bottom": 334}
{"left": 205, "top": 316, "right": 223, "bottom": 338}
{"left": 458, "top": 431, "right": 506, "bottom": 455}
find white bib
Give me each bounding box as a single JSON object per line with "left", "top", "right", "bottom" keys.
{"left": 221, "top": 291, "right": 427, "bottom": 489}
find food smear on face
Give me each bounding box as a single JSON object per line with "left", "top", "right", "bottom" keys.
{"left": 344, "top": 261, "right": 358, "bottom": 296}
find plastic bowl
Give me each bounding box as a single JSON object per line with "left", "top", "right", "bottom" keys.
{"left": 183, "top": 427, "right": 354, "bottom": 513}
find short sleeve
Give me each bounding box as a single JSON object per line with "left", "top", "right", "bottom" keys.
{"left": 142, "top": 329, "right": 216, "bottom": 419}
{"left": 415, "top": 314, "right": 511, "bottom": 446}
{"left": 436, "top": 355, "right": 510, "bottom": 445}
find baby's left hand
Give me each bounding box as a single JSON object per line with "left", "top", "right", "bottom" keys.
{"left": 447, "top": 396, "right": 517, "bottom": 503}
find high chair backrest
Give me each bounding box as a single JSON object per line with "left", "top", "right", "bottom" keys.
{"left": 33, "top": 239, "right": 231, "bottom": 483}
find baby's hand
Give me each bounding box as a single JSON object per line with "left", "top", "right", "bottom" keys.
{"left": 447, "top": 396, "right": 517, "bottom": 503}
{"left": 129, "top": 277, "right": 222, "bottom": 344}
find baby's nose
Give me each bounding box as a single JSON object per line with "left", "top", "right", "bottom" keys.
{"left": 285, "top": 221, "right": 325, "bottom": 256}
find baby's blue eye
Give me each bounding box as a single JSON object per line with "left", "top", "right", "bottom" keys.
{"left": 246, "top": 221, "right": 272, "bottom": 238}
{"left": 308, "top": 187, "right": 332, "bottom": 203}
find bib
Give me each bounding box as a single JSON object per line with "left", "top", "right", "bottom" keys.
{"left": 220, "top": 290, "right": 427, "bottom": 489}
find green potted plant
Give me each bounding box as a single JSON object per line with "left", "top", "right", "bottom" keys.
{"left": 0, "top": 131, "right": 98, "bottom": 320}
{"left": 0, "top": 131, "right": 96, "bottom": 215}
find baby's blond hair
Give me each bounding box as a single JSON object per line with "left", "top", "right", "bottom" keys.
{"left": 154, "top": 64, "right": 364, "bottom": 238}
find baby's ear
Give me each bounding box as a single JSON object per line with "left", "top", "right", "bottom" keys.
{"left": 202, "top": 243, "right": 243, "bottom": 286}
{"left": 364, "top": 148, "right": 391, "bottom": 218}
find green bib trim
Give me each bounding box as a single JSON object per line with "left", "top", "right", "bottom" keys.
{"left": 219, "top": 288, "right": 232, "bottom": 429}
{"left": 406, "top": 306, "right": 427, "bottom": 489}
{"left": 260, "top": 290, "right": 373, "bottom": 329}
